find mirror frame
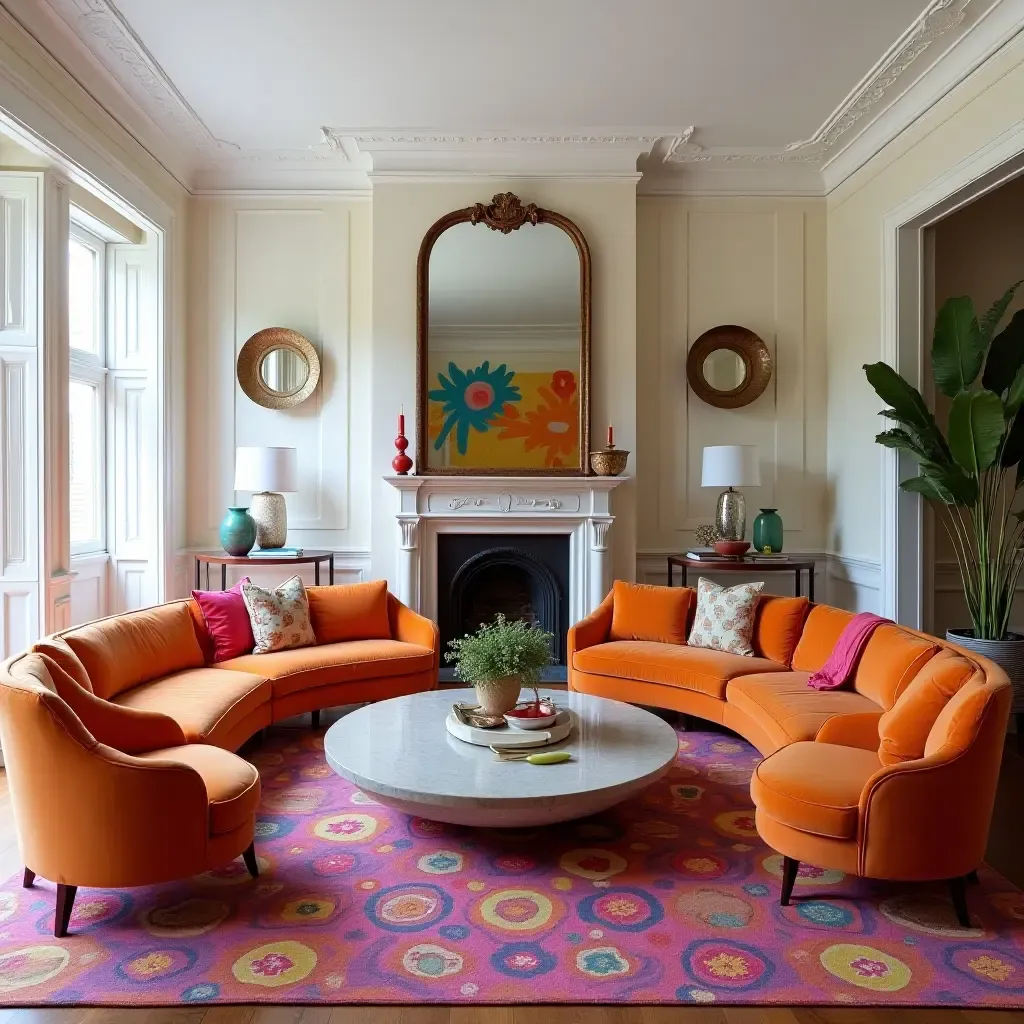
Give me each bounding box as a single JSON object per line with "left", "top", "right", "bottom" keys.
{"left": 686, "top": 324, "right": 772, "bottom": 409}
{"left": 416, "top": 192, "right": 592, "bottom": 476}
{"left": 237, "top": 327, "right": 320, "bottom": 410}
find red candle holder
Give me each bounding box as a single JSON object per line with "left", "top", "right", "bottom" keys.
{"left": 393, "top": 412, "right": 413, "bottom": 475}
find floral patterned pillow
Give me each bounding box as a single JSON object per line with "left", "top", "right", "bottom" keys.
{"left": 240, "top": 575, "right": 316, "bottom": 655}
{"left": 688, "top": 577, "right": 765, "bottom": 657}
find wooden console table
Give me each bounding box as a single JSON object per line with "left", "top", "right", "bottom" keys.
{"left": 666, "top": 555, "right": 816, "bottom": 601}
{"left": 194, "top": 550, "right": 336, "bottom": 590}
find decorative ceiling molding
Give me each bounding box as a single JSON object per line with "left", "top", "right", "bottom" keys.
{"left": 659, "top": 0, "right": 975, "bottom": 170}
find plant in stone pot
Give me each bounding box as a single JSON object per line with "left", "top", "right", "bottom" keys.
{"left": 445, "top": 614, "right": 554, "bottom": 717}
{"left": 864, "top": 280, "right": 1024, "bottom": 732}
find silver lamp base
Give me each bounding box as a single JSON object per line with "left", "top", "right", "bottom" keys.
{"left": 250, "top": 491, "right": 288, "bottom": 549}
{"left": 715, "top": 488, "right": 746, "bottom": 542}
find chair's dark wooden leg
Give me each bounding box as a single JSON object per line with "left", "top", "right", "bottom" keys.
{"left": 311, "top": 709, "right": 321, "bottom": 729}
{"left": 242, "top": 842, "right": 259, "bottom": 879}
{"left": 781, "top": 856, "right": 799, "bottom": 906}
{"left": 22, "top": 868, "right": 34, "bottom": 888}
{"left": 54, "top": 884, "right": 77, "bottom": 938}
{"left": 950, "top": 875, "right": 971, "bottom": 928}
{"left": 967, "top": 869, "right": 980, "bottom": 885}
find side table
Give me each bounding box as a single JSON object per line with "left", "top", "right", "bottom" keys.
{"left": 194, "top": 550, "right": 336, "bottom": 591}
{"left": 667, "top": 555, "right": 816, "bottom": 601}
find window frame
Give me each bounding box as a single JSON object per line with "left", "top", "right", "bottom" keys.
{"left": 68, "top": 220, "right": 108, "bottom": 557}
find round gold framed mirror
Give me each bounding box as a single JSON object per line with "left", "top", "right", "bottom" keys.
{"left": 238, "top": 327, "right": 320, "bottom": 409}
{"left": 686, "top": 325, "right": 771, "bottom": 409}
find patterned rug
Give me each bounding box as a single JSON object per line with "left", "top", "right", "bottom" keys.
{"left": 0, "top": 726, "right": 1022, "bottom": 1007}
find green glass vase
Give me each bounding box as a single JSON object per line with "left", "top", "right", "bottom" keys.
{"left": 220, "top": 506, "right": 256, "bottom": 557}
{"left": 752, "top": 508, "right": 784, "bottom": 554}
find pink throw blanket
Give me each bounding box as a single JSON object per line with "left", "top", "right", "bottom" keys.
{"left": 807, "top": 612, "right": 892, "bottom": 691}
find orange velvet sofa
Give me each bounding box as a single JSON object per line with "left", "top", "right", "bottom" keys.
{"left": 568, "top": 584, "right": 1011, "bottom": 924}
{"left": 0, "top": 583, "right": 438, "bottom": 935}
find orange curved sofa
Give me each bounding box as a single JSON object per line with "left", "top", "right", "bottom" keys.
{"left": 0, "top": 582, "right": 438, "bottom": 935}
{"left": 568, "top": 584, "right": 1011, "bottom": 924}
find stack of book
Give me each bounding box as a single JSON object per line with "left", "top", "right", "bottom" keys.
{"left": 685, "top": 548, "right": 790, "bottom": 563}
{"left": 248, "top": 547, "right": 304, "bottom": 558}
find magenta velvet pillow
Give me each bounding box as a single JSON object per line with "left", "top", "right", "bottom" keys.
{"left": 191, "top": 576, "right": 255, "bottom": 662}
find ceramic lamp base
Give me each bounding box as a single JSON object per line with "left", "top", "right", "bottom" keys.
{"left": 251, "top": 491, "right": 288, "bottom": 549}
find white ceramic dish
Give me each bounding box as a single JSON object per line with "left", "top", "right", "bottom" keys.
{"left": 504, "top": 708, "right": 558, "bottom": 730}
{"left": 446, "top": 707, "right": 575, "bottom": 749}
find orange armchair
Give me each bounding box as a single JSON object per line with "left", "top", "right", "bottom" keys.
{"left": 751, "top": 650, "right": 1011, "bottom": 927}
{"left": 0, "top": 653, "right": 261, "bottom": 937}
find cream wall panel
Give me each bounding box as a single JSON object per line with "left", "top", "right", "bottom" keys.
{"left": 636, "top": 197, "right": 827, "bottom": 557}
{"left": 185, "top": 197, "right": 371, "bottom": 576}
{"left": 827, "top": 34, "right": 1024, "bottom": 567}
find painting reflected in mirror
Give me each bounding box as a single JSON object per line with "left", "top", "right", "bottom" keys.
{"left": 417, "top": 194, "right": 591, "bottom": 475}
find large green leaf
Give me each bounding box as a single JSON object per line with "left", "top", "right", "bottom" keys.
{"left": 948, "top": 389, "right": 1005, "bottom": 474}
{"left": 1004, "top": 410, "right": 1024, "bottom": 468}
{"left": 981, "top": 280, "right": 1024, "bottom": 343}
{"left": 865, "top": 362, "right": 951, "bottom": 463}
{"left": 1006, "top": 365, "right": 1024, "bottom": 418}
{"left": 982, "top": 309, "right": 1024, "bottom": 394}
{"left": 933, "top": 296, "right": 984, "bottom": 397}
{"left": 901, "top": 464, "right": 977, "bottom": 506}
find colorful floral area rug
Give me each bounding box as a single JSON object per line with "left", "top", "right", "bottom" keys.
{"left": 0, "top": 727, "right": 1022, "bottom": 1007}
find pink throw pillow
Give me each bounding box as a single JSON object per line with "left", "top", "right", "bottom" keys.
{"left": 192, "top": 577, "right": 255, "bottom": 662}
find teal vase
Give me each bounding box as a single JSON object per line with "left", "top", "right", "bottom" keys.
{"left": 220, "top": 506, "right": 256, "bottom": 557}
{"left": 753, "top": 508, "right": 784, "bottom": 554}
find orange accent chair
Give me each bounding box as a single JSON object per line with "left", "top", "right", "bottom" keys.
{"left": 568, "top": 583, "right": 1011, "bottom": 925}
{"left": 0, "top": 582, "right": 438, "bottom": 936}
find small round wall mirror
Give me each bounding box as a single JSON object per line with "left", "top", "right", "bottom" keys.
{"left": 238, "top": 328, "right": 320, "bottom": 409}
{"left": 687, "top": 325, "right": 771, "bottom": 409}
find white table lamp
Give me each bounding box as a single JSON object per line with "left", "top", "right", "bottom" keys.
{"left": 234, "top": 446, "right": 298, "bottom": 549}
{"left": 701, "top": 445, "right": 760, "bottom": 541}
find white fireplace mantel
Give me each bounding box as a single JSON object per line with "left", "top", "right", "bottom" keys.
{"left": 383, "top": 475, "right": 628, "bottom": 624}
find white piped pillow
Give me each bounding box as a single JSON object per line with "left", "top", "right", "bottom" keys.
{"left": 241, "top": 575, "right": 316, "bottom": 655}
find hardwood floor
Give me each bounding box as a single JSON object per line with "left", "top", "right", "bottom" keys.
{"left": 0, "top": 715, "right": 1021, "bottom": 1023}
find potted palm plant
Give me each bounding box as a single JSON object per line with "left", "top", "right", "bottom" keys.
{"left": 864, "top": 280, "right": 1024, "bottom": 727}
{"left": 445, "top": 614, "right": 555, "bottom": 717}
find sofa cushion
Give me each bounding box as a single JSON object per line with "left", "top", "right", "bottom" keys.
{"left": 751, "top": 741, "right": 881, "bottom": 839}
{"left": 241, "top": 576, "right": 316, "bottom": 655}
{"left": 609, "top": 581, "right": 692, "bottom": 645}
{"left": 689, "top": 578, "right": 764, "bottom": 656}
{"left": 791, "top": 605, "right": 855, "bottom": 673}
{"left": 31, "top": 636, "right": 93, "bottom": 692}
{"left": 138, "top": 743, "right": 259, "bottom": 835}
{"left": 852, "top": 625, "right": 939, "bottom": 709}
{"left": 572, "top": 641, "right": 784, "bottom": 699}
{"left": 307, "top": 580, "right": 391, "bottom": 644}
{"left": 753, "top": 595, "right": 810, "bottom": 667}
{"left": 218, "top": 639, "right": 435, "bottom": 699}
{"left": 113, "top": 667, "right": 270, "bottom": 746}
{"left": 924, "top": 676, "right": 991, "bottom": 759}
{"left": 191, "top": 578, "right": 255, "bottom": 663}
{"left": 878, "top": 649, "right": 977, "bottom": 766}
{"left": 63, "top": 603, "right": 206, "bottom": 700}
{"left": 727, "top": 671, "right": 882, "bottom": 747}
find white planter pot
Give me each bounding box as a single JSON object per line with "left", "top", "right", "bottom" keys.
{"left": 946, "top": 629, "right": 1024, "bottom": 716}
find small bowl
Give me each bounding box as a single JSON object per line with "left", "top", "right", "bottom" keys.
{"left": 714, "top": 540, "right": 750, "bottom": 557}
{"left": 504, "top": 704, "right": 558, "bottom": 730}
{"left": 590, "top": 448, "right": 629, "bottom": 476}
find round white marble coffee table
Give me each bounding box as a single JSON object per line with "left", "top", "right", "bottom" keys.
{"left": 323, "top": 688, "right": 679, "bottom": 827}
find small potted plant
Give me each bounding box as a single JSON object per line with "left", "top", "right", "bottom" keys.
{"left": 445, "top": 614, "right": 554, "bottom": 718}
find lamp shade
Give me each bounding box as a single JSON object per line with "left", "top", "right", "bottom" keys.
{"left": 701, "top": 445, "right": 760, "bottom": 488}
{"left": 234, "top": 447, "right": 298, "bottom": 493}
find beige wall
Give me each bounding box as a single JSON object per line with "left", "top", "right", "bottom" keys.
{"left": 370, "top": 179, "right": 638, "bottom": 588}
{"left": 636, "top": 197, "right": 828, "bottom": 579}
{"left": 827, "top": 34, "right": 1024, "bottom": 589}
{"left": 929, "top": 173, "right": 1024, "bottom": 635}
{"left": 186, "top": 196, "right": 373, "bottom": 582}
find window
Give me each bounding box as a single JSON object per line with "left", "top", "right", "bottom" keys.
{"left": 68, "top": 222, "right": 107, "bottom": 555}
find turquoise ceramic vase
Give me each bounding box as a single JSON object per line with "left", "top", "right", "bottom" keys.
{"left": 220, "top": 506, "right": 257, "bottom": 557}
{"left": 753, "top": 508, "right": 784, "bottom": 554}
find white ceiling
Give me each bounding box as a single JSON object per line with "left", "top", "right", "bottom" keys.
{"left": 3, "top": 0, "right": 1016, "bottom": 192}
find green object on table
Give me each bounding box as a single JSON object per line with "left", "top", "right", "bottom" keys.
{"left": 219, "top": 506, "right": 257, "bottom": 557}
{"left": 526, "top": 750, "right": 572, "bottom": 765}
{"left": 752, "top": 507, "right": 784, "bottom": 554}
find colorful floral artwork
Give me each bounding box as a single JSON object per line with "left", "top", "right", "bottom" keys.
{"left": 428, "top": 362, "right": 579, "bottom": 469}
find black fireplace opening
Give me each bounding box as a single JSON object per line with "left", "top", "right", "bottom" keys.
{"left": 437, "top": 534, "right": 570, "bottom": 682}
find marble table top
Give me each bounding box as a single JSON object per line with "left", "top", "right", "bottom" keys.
{"left": 323, "top": 688, "right": 680, "bottom": 827}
